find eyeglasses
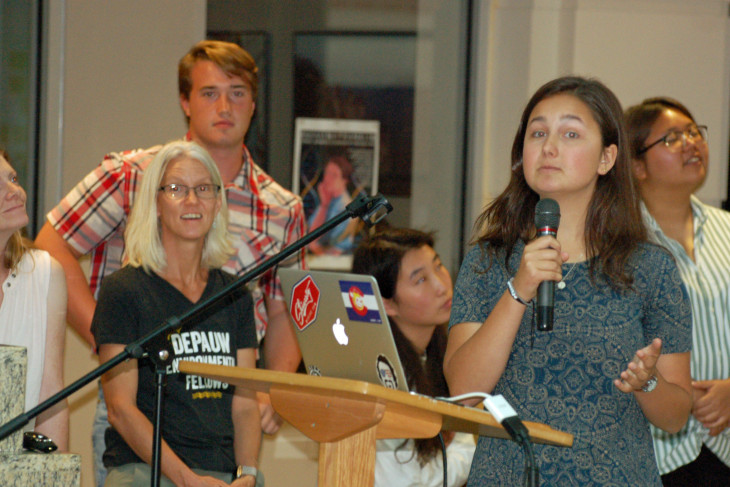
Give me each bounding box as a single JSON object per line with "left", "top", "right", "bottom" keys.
{"left": 638, "top": 124, "right": 708, "bottom": 155}
{"left": 158, "top": 183, "right": 221, "bottom": 200}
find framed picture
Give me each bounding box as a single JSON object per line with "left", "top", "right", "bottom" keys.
{"left": 293, "top": 32, "right": 416, "bottom": 197}
{"left": 293, "top": 117, "right": 380, "bottom": 269}
{"left": 207, "top": 30, "right": 271, "bottom": 170}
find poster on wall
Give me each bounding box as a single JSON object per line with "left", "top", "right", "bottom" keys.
{"left": 293, "top": 117, "right": 380, "bottom": 270}
{"left": 293, "top": 32, "right": 415, "bottom": 198}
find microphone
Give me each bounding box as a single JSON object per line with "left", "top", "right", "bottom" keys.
{"left": 534, "top": 198, "right": 560, "bottom": 331}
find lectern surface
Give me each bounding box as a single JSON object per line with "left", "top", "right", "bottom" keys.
{"left": 178, "top": 361, "right": 573, "bottom": 447}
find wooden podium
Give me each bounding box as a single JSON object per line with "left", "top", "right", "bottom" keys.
{"left": 179, "top": 362, "right": 572, "bottom": 487}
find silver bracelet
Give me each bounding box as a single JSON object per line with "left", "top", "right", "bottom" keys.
{"left": 507, "top": 277, "right": 529, "bottom": 306}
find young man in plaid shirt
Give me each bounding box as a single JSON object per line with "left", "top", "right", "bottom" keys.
{"left": 35, "top": 40, "right": 306, "bottom": 486}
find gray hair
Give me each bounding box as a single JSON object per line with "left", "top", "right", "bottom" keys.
{"left": 124, "top": 140, "right": 233, "bottom": 273}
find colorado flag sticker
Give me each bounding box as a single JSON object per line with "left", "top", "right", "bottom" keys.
{"left": 339, "top": 281, "right": 382, "bottom": 324}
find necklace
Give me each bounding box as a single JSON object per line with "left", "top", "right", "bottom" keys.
{"left": 557, "top": 257, "right": 582, "bottom": 290}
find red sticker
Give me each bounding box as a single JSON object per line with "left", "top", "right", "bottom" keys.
{"left": 290, "top": 275, "right": 320, "bottom": 331}
{"left": 348, "top": 286, "right": 368, "bottom": 317}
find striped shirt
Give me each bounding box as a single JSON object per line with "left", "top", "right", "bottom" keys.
{"left": 643, "top": 197, "right": 730, "bottom": 474}
{"left": 47, "top": 138, "right": 306, "bottom": 341}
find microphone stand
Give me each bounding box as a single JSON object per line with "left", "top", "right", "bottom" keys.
{"left": 0, "top": 193, "right": 393, "bottom": 487}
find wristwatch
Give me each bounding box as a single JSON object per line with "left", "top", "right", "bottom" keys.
{"left": 235, "top": 465, "right": 258, "bottom": 480}
{"left": 641, "top": 375, "right": 658, "bottom": 393}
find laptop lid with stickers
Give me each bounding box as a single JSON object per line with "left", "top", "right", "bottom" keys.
{"left": 279, "top": 268, "right": 409, "bottom": 392}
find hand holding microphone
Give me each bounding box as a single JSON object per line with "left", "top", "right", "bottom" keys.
{"left": 534, "top": 199, "right": 560, "bottom": 331}
{"left": 508, "top": 198, "right": 564, "bottom": 330}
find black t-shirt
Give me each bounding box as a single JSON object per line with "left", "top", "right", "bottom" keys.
{"left": 91, "top": 266, "right": 257, "bottom": 473}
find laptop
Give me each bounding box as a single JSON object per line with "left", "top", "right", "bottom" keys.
{"left": 278, "top": 268, "right": 410, "bottom": 392}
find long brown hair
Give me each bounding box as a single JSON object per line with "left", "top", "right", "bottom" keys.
{"left": 473, "top": 76, "right": 646, "bottom": 287}
{"left": 352, "top": 227, "right": 449, "bottom": 465}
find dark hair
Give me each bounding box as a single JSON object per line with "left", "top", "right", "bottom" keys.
{"left": 325, "top": 154, "right": 354, "bottom": 181}
{"left": 353, "top": 227, "right": 434, "bottom": 299}
{"left": 179, "top": 40, "right": 259, "bottom": 100}
{"left": 624, "top": 97, "right": 697, "bottom": 161}
{"left": 473, "top": 76, "right": 645, "bottom": 288}
{"left": 352, "top": 227, "right": 449, "bottom": 465}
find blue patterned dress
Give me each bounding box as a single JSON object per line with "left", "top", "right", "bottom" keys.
{"left": 449, "top": 241, "right": 692, "bottom": 486}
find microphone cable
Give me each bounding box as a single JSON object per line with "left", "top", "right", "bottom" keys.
{"left": 438, "top": 431, "right": 447, "bottom": 487}
{"left": 436, "top": 392, "right": 539, "bottom": 487}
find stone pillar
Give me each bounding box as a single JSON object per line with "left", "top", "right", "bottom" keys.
{"left": 0, "top": 346, "right": 26, "bottom": 452}
{"left": 0, "top": 345, "right": 81, "bottom": 485}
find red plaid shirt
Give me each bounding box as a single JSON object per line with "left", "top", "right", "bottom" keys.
{"left": 47, "top": 141, "right": 306, "bottom": 341}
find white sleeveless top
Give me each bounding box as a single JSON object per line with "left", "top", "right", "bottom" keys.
{"left": 0, "top": 249, "right": 50, "bottom": 420}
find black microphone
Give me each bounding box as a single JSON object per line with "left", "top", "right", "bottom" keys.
{"left": 534, "top": 198, "right": 560, "bottom": 331}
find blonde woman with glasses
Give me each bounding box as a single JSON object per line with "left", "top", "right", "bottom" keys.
{"left": 92, "top": 141, "right": 261, "bottom": 487}
{"left": 627, "top": 97, "right": 730, "bottom": 485}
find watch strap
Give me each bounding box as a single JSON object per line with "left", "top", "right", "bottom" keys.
{"left": 641, "top": 375, "right": 658, "bottom": 393}
{"left": 236, "top": 465, "right": 258, "bottom": 479}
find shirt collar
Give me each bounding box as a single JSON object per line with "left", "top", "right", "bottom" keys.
{"left": 689, "top": 194, "right": 708, "bottom": 235}
{"left": 640, "top": 195, "right": 707, "bottom": 244}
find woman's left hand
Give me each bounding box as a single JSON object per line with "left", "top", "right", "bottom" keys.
{"left": 614, "top": 338, "right": 662, "bottom": 393}
{"left": 258, "top": 397, "right": 283, "bottom": 435}
{"left": 230, "top": 474, "right": 256, "bottom": 487}
{"left": 692, "top": 378, "right": 730, "bottom": 436}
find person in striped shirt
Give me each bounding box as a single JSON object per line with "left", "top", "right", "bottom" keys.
{"left": 627, "top": 97, "right": 730, "bottom": 485}
{"left": 34, "top": 40, "right": 306, "bottom": 486}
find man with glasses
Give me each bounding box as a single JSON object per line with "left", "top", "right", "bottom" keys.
{"left": 627, "top": 97, "right": 730, "bottom": 485}
{"left": 35, "top": 40, "right": 306, "bottom": 486}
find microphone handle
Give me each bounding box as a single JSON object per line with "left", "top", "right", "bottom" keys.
{"left": 536, "top": 227, "right": 557, "bottom": 332}
{"left": 536, "top": 281, "right": 554, "bottom": 331}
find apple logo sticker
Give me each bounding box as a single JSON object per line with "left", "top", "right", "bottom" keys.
{"left": 332, "top": 318, "right": 348, "bottom": 345}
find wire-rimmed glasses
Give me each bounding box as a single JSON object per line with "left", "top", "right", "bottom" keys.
{"left": 158, "top": 183, "right": 221, "bottom": 200}
{"left": 638, "top": 124, "right": 708, "bottom": 155}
